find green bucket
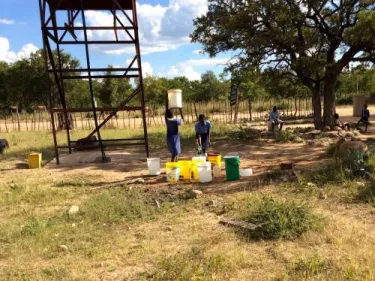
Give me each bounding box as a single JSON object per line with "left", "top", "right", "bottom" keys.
{"left": 224, "top": 156, "right": 240, "bottom": 181}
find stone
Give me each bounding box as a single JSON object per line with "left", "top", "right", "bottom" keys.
{"left": 68, "top": 205, "right": 80, "bottom": 216}
{"left": 356, "top": 182, "right": 365, "bottom": 187}
{"left": 219, "top": 218, "right": 259, "bottom": 231}
{"left": 208, "top": 199, "right": 218, "bottom": 207}
{"left": 166, "top": 226, "right": 173, "bottom": 231}
{"left": 71, "top": 223, "right": 76, "bottom": 228}
{"left": 334, "top": 126, "right": 343, "bottom": 132}
{"left": 335, "top": 138, "right": 368, "bottom": 159}
{"left": 307, "top": 182, "right": 316, "bottom": 187}
{"left": 345, "top": 132, "right": 355, "bottom": 138}
{"left": 294, "top": 136, "right": 305, "bottom": 143}
{"left": 128, "top": 178, "right": 145, "bottom": 184}
{"left": 59, "top": 245, "right": 68, "bottom": 252}
{"left": 323, "top": 126, "right": 331, "bottom": 132}
{"left": 190, "top": 190, "right": 203, "bottom": 198}
{"left": 319, "top": 191, "right": 328, "bottom": 200}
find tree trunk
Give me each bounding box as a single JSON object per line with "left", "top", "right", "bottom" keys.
{"left": 323, "top": 77, "right": 337, "bottom": 127}
{"left": 312, "top": 88, "right": 322, "bottom": 129}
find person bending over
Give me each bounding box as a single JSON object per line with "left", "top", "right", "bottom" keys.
{"left": 195, "top": 114, "right": 212, "bottom": 154}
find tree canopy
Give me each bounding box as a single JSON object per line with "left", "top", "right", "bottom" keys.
{"left": 192, "top": 0, "right": 375, "bottom": 128}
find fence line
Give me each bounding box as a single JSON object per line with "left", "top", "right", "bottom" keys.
{"left": 0, "top": 99, "right": 313, "bottom": 132}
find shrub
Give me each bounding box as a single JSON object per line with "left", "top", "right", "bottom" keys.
{"left": 275, "top": 130, "right": 297, "bottom": 143}
{"left": 326, "top": 143, "right": 337, "bottom": 158}
{"left": 301, "top": 162, "right": 348, "bottom": 186}
{"left": 245, "top": 196, "right": 321, "bottom": 240}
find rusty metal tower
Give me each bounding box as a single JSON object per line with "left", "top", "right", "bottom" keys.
{"left": 39, "top": 0, "right": 149, "bottom": 164}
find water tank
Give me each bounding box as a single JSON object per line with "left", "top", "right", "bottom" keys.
{"left": 168, "top": 89, "right": 182, "bottom": 108}
{"left": 353, "top": 95, "right": 367, "bottom": 117}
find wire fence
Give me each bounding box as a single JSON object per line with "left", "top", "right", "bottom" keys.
{"left": 0, "top": 98, "right": 313, "bottom": 132}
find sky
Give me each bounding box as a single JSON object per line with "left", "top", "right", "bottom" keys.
{"left": 0, "top": 0, "right": 230, "bottom": 80}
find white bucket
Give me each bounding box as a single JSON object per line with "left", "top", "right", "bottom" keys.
{"left": 197, "top": 162, "right": 212, "bottom": 183}
{"left": 192, "top": 156, "right": 206, "bottom": 162}
{"left": 240, "top": 168, "right": 253, "bottom": 177}
{"left": 168, "top": 89, "right": 183, "bottom": 108}
{"left": 147, "top": 158, "right": 161, "bottom": 176}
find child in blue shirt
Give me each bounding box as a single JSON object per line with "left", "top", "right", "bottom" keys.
{"left": 165, "top": 109, "right": 182, "bottom": 162}
{"left": 355, "top": 104, "right": 370, "bottom": 132}
{"left": 195, "top": 114, "right": 212, "bottom": 154}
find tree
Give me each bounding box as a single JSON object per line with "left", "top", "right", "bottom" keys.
{"left": 98, "top": 66, "right": 133, "bottom": 107}
{"left": 192, "top": 0, "right": 375, "bottom": 128}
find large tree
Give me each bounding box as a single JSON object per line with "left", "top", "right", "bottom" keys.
{"left": 191, "top": 0, "right": 375, "bottom": 128}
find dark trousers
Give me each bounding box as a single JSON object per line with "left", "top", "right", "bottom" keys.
{"left": 356, "top": 117, "right": 369, "bottom": 132}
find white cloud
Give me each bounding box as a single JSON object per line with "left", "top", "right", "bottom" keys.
{"left": 162, "top": 57, "right": 229, "bottom": 81}
{"left": 125, "top": 59, "right": 153, "bottom": 77}
{"left": 0, "top": 37, "right": 38, "bottom": 63}
{"left": 83, "top": 0, "right": 208, "bottom": 55}
{"left": 0, "top": 18, "right": 15, "bottom": 25}
{"left": 142, "top": 61, "right": 153, "bottom": 77}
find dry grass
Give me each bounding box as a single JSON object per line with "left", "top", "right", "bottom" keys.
{"left": 2, "top": 129, "right": 375, "bottom": 280}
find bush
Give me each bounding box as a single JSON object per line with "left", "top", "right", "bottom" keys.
{"left": 301, "top": 162, "right": 348, "bottom": 186}
{"left": 245, "top": 196, "right": 321, "bottom": 240}
{"left": 275, "top": 130, "right": 297, "bottom": 143}
{"left": 326, "top": 143, "right": 337, "bottom": 158}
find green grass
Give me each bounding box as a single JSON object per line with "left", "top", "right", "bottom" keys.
{"left": 80, "top": 188, "right": 163, "bottom": 224}
{"left": 289, "top": 255, "right": 333, "bottom": 279}
{"left": 219, "top": 196, "right": 322, "bottom": 240}
{"left": 275, "top": 130, "right": 298, "bottom": 143}
{"left": 0, "top": 124, "right": 239, "bottom": 163}
{"left": 143, "top": 246, "right": 246, "bottom": 281}
{"left": 245, "top": 196, "right": 321, "bottom": 240}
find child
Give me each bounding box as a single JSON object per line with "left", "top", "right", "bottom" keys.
{"left": 165, "top": 109, "right": 182, "bottom": 162}
{"left": 269, "top": 106, "right": 283, "bottom": 132}
{"left": 355, "top": 104, "right": 370, "bottom": 132}
{"left": 195, "top": 114, "right": 212, "bottom": 154}
{"left": 334, "top": 113, "right": 350, "bottom": 130}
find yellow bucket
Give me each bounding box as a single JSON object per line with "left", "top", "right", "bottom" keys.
{"left": 28, "top": 153, "right": 42, "bottom": 169}
{"left": 178, "top": 160, "right": 193, "bottom": 180}
{"left": 207, "top": 154, "right": 222, "bottom": 167}
{"left": 166, "top": 162, "right": 180, "bottom": 183}
{"left": 192, "top": 156, "right": 206, "bottom": 181}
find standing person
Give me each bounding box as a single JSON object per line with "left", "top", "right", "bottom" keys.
{"left": 195, "top": 114, "right": 212, "bottom": 154}
{"left": 270, "top": 106, "right": 283, "bottom": 132}
{"left": 355, "top": 104, "right": 370, "bottom": 132}
{"left": 165, "top": 109, "right": 182, "bottom": 162}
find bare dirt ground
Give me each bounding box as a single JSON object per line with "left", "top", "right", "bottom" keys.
{"left": 31, "top": 105, "right": 371, "bottom": 191}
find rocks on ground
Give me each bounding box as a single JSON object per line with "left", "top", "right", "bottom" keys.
{"left": 189, "top": 189, "right": 203, "bottom": 199}
{"left": 59, "top": 245, "right": 69, "bottom": 252}
{"left": 68, "top": 205, "right": 80, "bottom": 216}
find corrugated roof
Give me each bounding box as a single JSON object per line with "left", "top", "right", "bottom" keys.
{"left": 46, "top": 0, "right": 133, "bottom": 10}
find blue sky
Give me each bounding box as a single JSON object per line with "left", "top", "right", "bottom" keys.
{"left": 0, "top": 0, "right": 230, "bottom": 80}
